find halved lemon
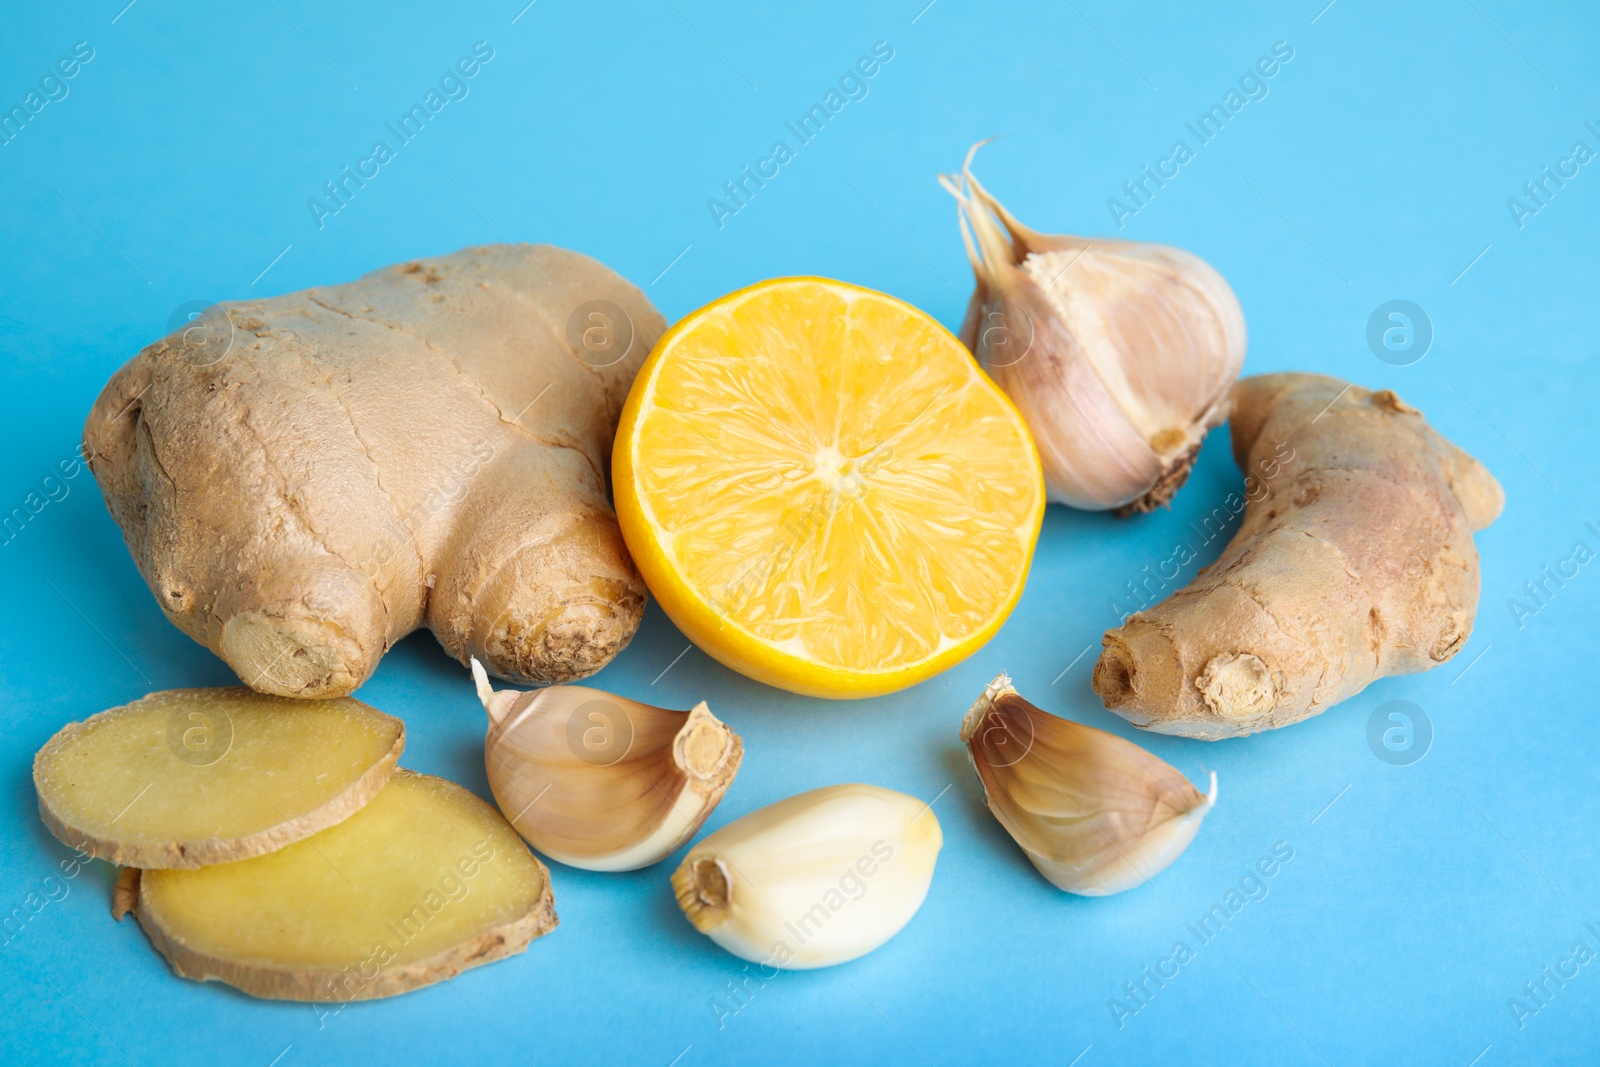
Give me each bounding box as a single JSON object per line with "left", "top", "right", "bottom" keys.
{"left": 614, "top": 278, "right": 1045, "bottom": 698}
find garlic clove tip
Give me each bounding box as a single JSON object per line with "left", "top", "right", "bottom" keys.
{"left": 470, "top": 657, "right": 522, "bottom": 726}
{"left": 959, "top": 671, "right": 1015, "bottom": 742}
{"left": 674, "top": 702, "right": 739, "bottom": 786}
{"left": 470, "top": 656, "right": 493, "bottom": 703}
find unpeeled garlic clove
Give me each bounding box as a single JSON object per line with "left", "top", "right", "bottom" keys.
{"left": 941, "top": 142, "right": 1246, "bottom": 513}
{"left": 671, "top": 784, "right": 942, "bottom": 970}
{"left": 960, "top": 673, "right": 1215, "bottom": 895}
{"left": 473, "top": 659, "right": 741, "bottom": 872}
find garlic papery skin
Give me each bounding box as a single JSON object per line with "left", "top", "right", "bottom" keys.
{"left": 941, "top": 144, "right": 1246, "bottom": 513}
{"left": 961, "top": 673, "right": 1215, "bottom": 895}
{"left": 474, "top": 659, "right": 741, "bottom": 872}
{"left": 671, "top": 784, "right": 942, "bottom": 970}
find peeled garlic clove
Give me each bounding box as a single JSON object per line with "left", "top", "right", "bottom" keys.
{"left": 941, "top": 143, "right": 1246, "bottom": 512}
{"left": 671, "top": 784, "right": 942, "bottom": 970}
{"left": 474, "top": 659, "right": 741, "bottom": 872}
{"left": 960, "top": 673, "right": 1214, "bottom": 895}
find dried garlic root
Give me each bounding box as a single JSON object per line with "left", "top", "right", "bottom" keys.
{"left": 962, "top": 674, "right": 1214, "bottom": 895}
{"left": 475, "top": 660, "right": 742, "bottom": 871}
{"left": 131, "top": 771, "right": 556, "bottom": 1001}
{"left": 672, "top": 784, "right": 942, "bottom": 969}
{"left": 33, "top": 688, "right": 403, "bottom": 868}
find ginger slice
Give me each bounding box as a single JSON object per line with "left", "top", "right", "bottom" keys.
{"left": 133, "top": 771, "right": 557, "bottom": 1001}
{"left": 112, "top": 868, "right": 140, "bottom": 921}
{"left": 33, "top": 688, "right": 403, "bottom": 868}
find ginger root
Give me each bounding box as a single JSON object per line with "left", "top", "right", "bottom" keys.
{"left": 132, "top": 771, "right": 556, "bottom": 1001}
{"left": 1093, "top": 373, "right": 1504, "bottom": 739}
{"left": 84, "top": 244, "right": 664, "bottom": 698}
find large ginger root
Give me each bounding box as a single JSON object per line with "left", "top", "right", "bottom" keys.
{"left": 85, "top": 245, "right": 664, "bottom": 698}
{"left": 1092, "top": 373, "right": 1504, "bottom": 739}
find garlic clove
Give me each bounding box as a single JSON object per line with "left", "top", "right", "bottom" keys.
{"left": 474, "top": 659, "right": 741, "bottom": 872}
{"left": 671, "top": 784, "right": 942, "bottom": 970}
{"left": 941, "top": 143, "right": 1246, "bottom": 513}
{"left": 960, "top": 673, "right": 1214, "bottom": 895}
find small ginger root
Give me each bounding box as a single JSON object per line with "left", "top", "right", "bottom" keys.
{"left": 134, "top": 771, "right": 556, "bottom": 1001}
{"left": 84, "top": 245, "right": 664, "bottom": 698}
{"left": 1093, "top": 373, "right": 1504, "bottom": 739}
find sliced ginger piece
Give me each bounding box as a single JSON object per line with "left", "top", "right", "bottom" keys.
{"left": 112, "top": 868, "right": 140, "bottom": 921}
{"left": 134, "top": 771, "right": 557, "bottom": 1001}
{"left": 34, "top": 688, "right": 403, "bottom": 868}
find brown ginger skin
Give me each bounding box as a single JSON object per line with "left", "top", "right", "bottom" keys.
{"left": 1093, "top": 373, "right": 1504, "bottom": 739}
{"left": 84, "top": 244, "right": 663, "bottom": 698}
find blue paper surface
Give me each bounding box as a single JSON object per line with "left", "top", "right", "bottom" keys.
{"left": 2, "top": 2, "right": 1596, "bottom": 1064}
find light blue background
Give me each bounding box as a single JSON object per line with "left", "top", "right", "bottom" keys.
{"left": 2, "top": 2, "right": 1596, "bottom": 1064}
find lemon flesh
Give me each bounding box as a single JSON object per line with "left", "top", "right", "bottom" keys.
{"left": 615, "top": 277, "right": 1044, "bottom": 698}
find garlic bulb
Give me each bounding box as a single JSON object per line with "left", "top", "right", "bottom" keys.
{"left": 473, "top": 659, "right": 741, "bottom": 872}
{"left": 671, "top": 784, "right": 942, "bottom": 970}
{"left": 960, "top": 673, "right": 1215, "bottom": 895}
{"left": 941, "top": 144, "right": 1246, "bottom": 512}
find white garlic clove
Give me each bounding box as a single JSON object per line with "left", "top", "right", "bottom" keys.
{"left": 961, "top": 673, "right": 1214, "bottom": 895}
{"left": 671, "top": 784, "right": 943, "bottom": 970}
{"left": 942, "top": 142, "right": 1246, "bottom": 513}
{"left": 474, "top": 659, "right": 741, "bottom": 872}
